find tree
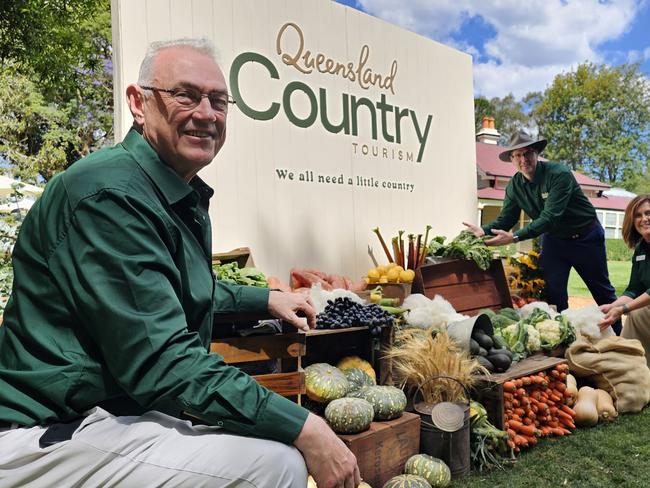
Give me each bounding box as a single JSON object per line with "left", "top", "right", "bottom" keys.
{"left": 531, "top": 62, "right": 650, "bottom": 185}
{"left": 0, "top": 0, "right": 113, "bottom": 181}
{"left": 474, "top": 94, "right": 531, "bottom": 144}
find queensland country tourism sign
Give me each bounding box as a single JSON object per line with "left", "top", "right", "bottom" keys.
{"left": 112, "top": 0, "right": 477, "bottom": 277}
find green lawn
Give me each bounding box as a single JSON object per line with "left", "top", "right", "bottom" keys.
{"left": 568, "top": 261, "right": 631, "bottom": 298}
{"left": 454, "top": 407, "right": 650, "bottom": 487}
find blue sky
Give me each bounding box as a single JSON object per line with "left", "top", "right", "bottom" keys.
{"left": 334, "top": 0, "right": 650, "bottom": 98}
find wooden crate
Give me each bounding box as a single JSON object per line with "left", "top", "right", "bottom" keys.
{"left": 472, "top": 355, "right": 568, "bottom": 429}
{"left": 303, "top": 326, "right": 373, "bottom": 367}
{"left": 337, "top": 412, "right": 421, "bottom": 488}
{"left": 210, "top": 331, "right": 306, "bottom": 399}
{"left": 413, "top": 258, "right": 512, "bottom": 315}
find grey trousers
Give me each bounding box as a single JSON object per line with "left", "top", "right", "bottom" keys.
{"left": 0, "top": 407, "right": 308, "bottom": 487}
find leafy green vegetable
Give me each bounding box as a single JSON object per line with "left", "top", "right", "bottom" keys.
{"left": 213, "top": 262, "right": 268, "bottom": 288}
{"left": 495, "top": 322, "right": 528, "bottom": 362}
{"left": 497, "top": 307, "right": 520, "bottom": 322}
{"left": 428, "top": 231, "right": 493, "bottom": 270}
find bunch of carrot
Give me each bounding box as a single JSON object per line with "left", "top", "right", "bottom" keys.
{"left": 502, "top": 363, "right": 576, "bottom": 453}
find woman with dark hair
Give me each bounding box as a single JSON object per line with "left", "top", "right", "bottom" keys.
{"left": 600, "top": 194, "right": 650, "bottom": 365}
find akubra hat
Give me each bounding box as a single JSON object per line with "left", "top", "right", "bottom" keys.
{"left": 499, "top": 131, "right": 547, "bottom": 162}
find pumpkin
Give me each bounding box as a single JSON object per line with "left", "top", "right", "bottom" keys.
{"left": 382, "top": 474, "right": 431, "bottom": 488}
{"left": 574, "top": 386, "right": 599, "bottom": 427}
{"left": 336, "top": 355, "right": 377, "bottom": 383}
{"left": 304, "top": 363, "right": 349, "bottom": 403}
{"left": 595, "top": 388, "right": 617, "bottom": 421}
{"left": 358, "top": 385, "right": 407, "bottom": 420}
{"left": 308, "top": 475, "right": 372, "bottom": 488}
{"left": 325, "top": 397, "right": 374, "bottom": 434}
{"left": 404, "top": 454, "right": 451, "bottom": 487}
{"left": 344, "top": 367, "right": 376, "bottom": 392}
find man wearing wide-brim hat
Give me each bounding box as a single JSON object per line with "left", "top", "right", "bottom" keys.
{"left": 464, "top": 131, "right": 620, "bottom": 333}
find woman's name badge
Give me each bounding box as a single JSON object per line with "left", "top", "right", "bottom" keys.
{"left": 636, "top": 255, "right": 646, "bottom": 261}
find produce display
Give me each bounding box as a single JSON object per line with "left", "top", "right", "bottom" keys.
{"left": 382, "top": 474, "right": 432, "bottom": 488}
{"left": 304, "top": 363, "right": 349, "bottom": 404}
{"left": 212, "top": 262, "right": 268, "bottom": 287}
{"left": 324, "top": 397, "right": 375, "bottom": 434}
{"left": 502, "top": 363, "right": 576, "bottom": 452}
{"left": 404, "top": 454, "right": 451, "bottom": 487}
{"left": 372, "top": 226, "right": 432, "bottom": 272}
{"left": 354, "top": 385, "right": 407, "bottom": 421}
{"left": 315, "top": 297, "right": 395, "bottom": 336}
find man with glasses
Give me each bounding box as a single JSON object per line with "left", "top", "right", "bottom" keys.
{"left": 0, "top": 39, "right": 360, "bottom": 487}
{"left": 464, "top": 132, "right": 619, "bottom": 333}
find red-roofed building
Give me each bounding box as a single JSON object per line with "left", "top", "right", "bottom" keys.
{"left": 475, "top": 118, "right": 633, "bottom": 239}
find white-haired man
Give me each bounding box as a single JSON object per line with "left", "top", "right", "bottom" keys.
{"left": 0, "top": 39, "right": 359, "bottom": 487}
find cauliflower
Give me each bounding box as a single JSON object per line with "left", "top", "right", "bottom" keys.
{"left": 535, "top": 319, "right": 562, "bottom": 348}
{"left": 526, "top": 324, "right": 541, "bottom": 353}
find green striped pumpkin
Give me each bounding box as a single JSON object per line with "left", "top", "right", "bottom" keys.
{"left": 324, "top": 397, "right": 374, "bottom": 434}
{"left": 404, "top": 454, "right": 451, "bottom": 487}
{"left": 343, "top": 367, "right": 376, "bottom": 392}
{"left": 382, "top": 474, "right": 431, "bottom": 488}
{"left": 358, "top": 385, "right": 407, "bottom": 420}
{"left": 304, "top": 363, "right": 349, "bottom": 403}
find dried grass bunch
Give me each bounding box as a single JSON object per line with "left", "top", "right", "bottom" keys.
{"left": 384, "top": 328, "right": 487, "bottom": 403}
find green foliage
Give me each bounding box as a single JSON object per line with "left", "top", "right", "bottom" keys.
{"left": 212, "top": 262, "right": 269, "bottom": 288}
{"left": 474, "top": 94, "right": 530, "bottom": 143}
{"left": 428, "top": 231, "right": 494, "bottom": 270}
{"left": 531, "top": 62, "right": 650, "bottom": 184}
{"left": 605, "top": 238, "right": 633, "bottom": 261}
{"left": 0, "top": 0, "right": 113, "bottom": 182}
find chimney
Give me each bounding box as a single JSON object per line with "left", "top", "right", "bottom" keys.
{"left": 476, "top": 116, "right": 500, "bottom": 145}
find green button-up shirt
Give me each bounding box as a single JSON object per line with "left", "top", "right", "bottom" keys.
{"left": 623, "top": 241, "right": 650, "bottom": 299}
{"left": 0, "top": 129, "right": 308, "bottom": 444}
{"left": 482, "top": 161, "right": 597, "bottom": 241}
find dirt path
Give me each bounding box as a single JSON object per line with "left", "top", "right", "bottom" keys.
{"left": 568, "top": 296, "right": 597, "bottom": 308}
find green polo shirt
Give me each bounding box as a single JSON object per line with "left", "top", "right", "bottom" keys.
{"left": 482, "top": 161, "right": 597, "bottom": 241}
{"left": 622, "top": 241, "right": 650, "bottom": 299}
{"left": 0, "top": 129, "right": 308, "bottom": 444}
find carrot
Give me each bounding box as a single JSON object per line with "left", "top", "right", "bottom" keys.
{"left": 503, "top": 381, "right": 517, "bottom": 393}
{"left": 559, "top": 427, "right": 572, "bottom": 435}
{"left": 549, "top": 392, "right": 563, "bottom": 403}
{"left": 523, "top": 417, "right": 533, "bottom": 426}
{"left": 507, "top": 428, "right": 516, "bottom": 439}
{"left": 514, "top": 435, "right": 529, "bottom": 447}
{"left": 521, "top": 376, "right": 532, "bottom": 386}
{"left": 559, "top": 418, "right": 575, "bottom": 430}
{"left": 549, "top": 427, "right": 565, "bottom": 436}
{"left": 526, "top": 410, "right": 536, "bottom": 420}
{"left": 504, "top": 401, "right": 513, "bottom": 410}
{"left": 547, "top": 420, "right": 559, "bottom": 428}
{"left": 512, "top": 399, "right": 520, "bottom": 408}
{"left": 524, "top": 435, "right": 538, "bottom": 446}
{"left": 550, "top": 369, "right": 560, "bottom": 378}
{"left": 555, "top": 363, "right": 569, "bottom": 373}
{"left": 560, "top": 404, "right": 576, "bottom": 417}
{"left": 509, "top": 420, "right": 538, "bottom": 437}
{"left": 557, "top": 410, "right": 574, "bottom": 423}
{"left": 516, "top": 388, "right": 527, "bottom": 398}
{"left": 507, "top": 439, "right": 516, "bottom": 450}
{"left": 504, "top": 392, "right": 514, "bottom": 401}
{"left": 559, "top": 372, "right": 567, "bottom": 381}
{"left": 514, "top": 378, "right": 523, "bottom": 388}
{"left": 514, "top": 408, "right": 525, "bottom": 418}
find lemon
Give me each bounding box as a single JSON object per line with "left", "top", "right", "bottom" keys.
{"left": 386, "top": 268, "right": 400, "bottom": 283}
{"left": 367, "top": 268, "right": 380, "bottom": 280}
{"left": 379, "top": 275, "right": 388, "bottom": 284}
{"left": 400, "top": 269, "right": 415, "bottom": 283}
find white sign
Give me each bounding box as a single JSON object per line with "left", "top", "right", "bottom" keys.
{"left": 112, "top": 0, "right": 477, "bottom": 279}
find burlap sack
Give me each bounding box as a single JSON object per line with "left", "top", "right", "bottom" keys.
{"left": 565, "top": 337, "right": 650, "bottom": 413}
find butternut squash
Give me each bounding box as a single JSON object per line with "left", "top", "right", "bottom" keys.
{"left": 565, "top": 374, "right": 578, "bottom": 407}
{"left": 595, "top": 389, "right": 617, "bottom": 421}
{"left": 574, "top": 386, "right": 599, "bottom": 427}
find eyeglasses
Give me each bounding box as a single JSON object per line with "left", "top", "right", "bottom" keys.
{"left": 140, "top": 85, "right": 235, "bottom": 114}
{"left": 510, "top": 150, "right": 535, "bottom": 161}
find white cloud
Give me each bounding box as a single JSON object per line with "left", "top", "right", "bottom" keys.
{"left": 355, "top": 0, "right": 643, "bottom": 98}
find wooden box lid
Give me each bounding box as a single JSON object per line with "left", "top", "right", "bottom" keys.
{"left": 412, "top": 258, "right": 512, "bottom": 316}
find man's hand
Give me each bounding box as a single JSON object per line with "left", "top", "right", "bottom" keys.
{"left": 462, "top": 222, "right": 485, "bottom": 238}
{"left": 295, "top": 413, "right": 360, "bottom": 488}
{"left": 484, "top": 229, "right": 515, "bottom": 247}
{"left": 268, "top": 290, "right": 316, "bottom": 332}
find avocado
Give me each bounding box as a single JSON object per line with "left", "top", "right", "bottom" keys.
{"left": 492, "top": 335, "right": 508, "bottom": 349}
{"left": 488, "top": 346, "right": 513, "bottom": 359}
{"left": 478, "top": 346, "right": 488, "bottom": 357}
{"left": 472, "top": 330, "right": 494, "bottom": 351}
{"left": 470, "top": 338, "right": 480, "bottom": 355}
{"left": 476, "top": 355, "right": 495, "bottom": 372}
{"left": 487, "top": 353, "right": 512, "bottom": 373}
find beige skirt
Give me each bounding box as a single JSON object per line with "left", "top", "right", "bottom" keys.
{"left": 622, "top": 306, "right": 650, "bottom": 368}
